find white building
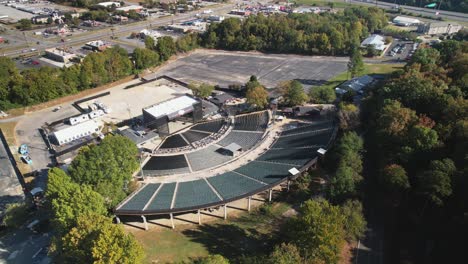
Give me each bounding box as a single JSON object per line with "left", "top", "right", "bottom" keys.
{"left": 98, "top": 1, "right": 121, "bottom": 8}
{"left": 53, "top": 120, "right": 102, "bottom": 146}
{"left": 418, "top": 22, "right": 463, "bottom": 35}
{"left": 360, "top": 34, "right": 386, "bottom": 51}
{"left": 393, "top": 16, "right": 421, "bottom": 26}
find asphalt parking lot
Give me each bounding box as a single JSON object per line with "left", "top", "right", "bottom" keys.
{"left": 385, "top": 40, "right": 416, "bottom": 62}
{"left": 158, "top": 50, "right": 349, "bottom": 89}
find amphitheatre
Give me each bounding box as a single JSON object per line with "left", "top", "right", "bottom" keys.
{"left": 115, "top": 109, "right": 337, "bottom": 229}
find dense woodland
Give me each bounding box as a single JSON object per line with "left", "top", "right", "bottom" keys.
{"left": 362, "top": 40, "right": 467, "bottom": 263}
{"left": 380, "top": 0, "right": 468, "bottom": 13}
{"left": 201, "top": 8, "right": 387, "bottom": 55}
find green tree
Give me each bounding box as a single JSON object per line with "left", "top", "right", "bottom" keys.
{"left": 309, "top": 86, "right": 336, "bottom": 104}
{"left": 417, "top": 159, "right": 456, "bottom": 206}
{"left": 328, "top": 165, "right": 356, "bottom": 202}
{"left": 376, "top": 100, "right": 418, "bottom": 138}
{"left": 381, "top": 164, "right": 410, "bottom": 192}
{"left": 407, "top": 125, "right": 439, "bottom": 151}
{"left": 340, "top": 200, "right": 367, "bottom": 241}
{"left": 410, "top": 47, "right": 441, "bottom": 67}
{"left": 17, "top": 19, "right": 32, "bottom": 30}
{"left": 156, "top": 36, "right": 176, "bottom": 61}
{"left": 188, "top": 82, "right": 214, "bottom": 98}
{"left": 282, "top": 80, "right": 308, "bottom": 106}
{"left": 288, "top": 199, "right": 345, "bottom": 263}
{"left": 347, "top": 46, "right": 365, "bottom": 78}
{"left": 57, "top": 214, "right": 144, "bottom": 264}
{"left": 68, "top": 135, "right": 139, "bottom": 207}
{"left": 245, "top": 75, "right": 261, "bottom": 91}
{"left": 48, "top": 169, "right": 107, "bottom": 232}
{"left": 268, "top": 243, "right": 303, "bottom": 264}
{"left": 246, "top": 85, "right": 269, "bottom": 109}
{"left": 133, "top": 48, "right": 160, "bottom": 70}
{"left": 144, "top": 36, "right": 155, "bottom": 50}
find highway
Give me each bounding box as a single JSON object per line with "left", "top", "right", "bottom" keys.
{"left": 348, "top": 0, "right": 468, "bottom": 22}
{"left": 3, "top": 3, "right": 235, "bottom": 58}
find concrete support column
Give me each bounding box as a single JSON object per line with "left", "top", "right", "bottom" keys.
{"left": 268, "top": 189, "right": 273, "bottom": 202}
{"left": 198, "top": 210, "right": 201, "bottom": 225}
{"left": 170, "top": 213, "right": 175, "bottom": 229}
{"left": 115, "top": 216, "right": 121, "bottom": 224}
{"left": 247, "top": 196, "right": 251, "bottom": 212}
{"left": 287, "top": 180, "right": 291, "bottom": 192}
{"left": 141, "top": 215, "right": 148, "bottom": 231}
{"left": 224, "top": 204, "right": 227, "bottom": 220}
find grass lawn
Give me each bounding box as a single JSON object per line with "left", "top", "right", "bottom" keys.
{"left": 319, "top": 63, "right": 403, "bottom": 90}
{"left": 134, "top": 202, "right": 292, "bottom": 263}
{"left": 0, "top": 122, "right": 17, "bottom": 146}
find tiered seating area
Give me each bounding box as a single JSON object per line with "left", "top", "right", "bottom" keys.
{"left": 174, "top": 180, "right": 221, "bottom": 209}
{"left": 280, "top": 121, "right": 333, "bottom": 136}
{"left": 118, "top": 183, "right": 160, "bottom": 211}
{"left": 182, "top": 130, "right": 211, "bottom": 144}
{"left": 217, "top": 131, "right": 264, "bottom": 150}
{"left": 142, "top": 155, "right": 190, "bottom": 176}
{"left": 272, "top": 131, "right": 332, "bottom": 149}
{"left": 186, "top": 145, "right": 233, "bottom": 171}
{"left": 233, "top": 111, "right": 269, "bottom": 131}
{"left": 159, "top": 134, "right": 188, "bottom": 149}
{"left": 207, "top": 172, "right": 265, "bottom": 200}
{"left": 257, "top": 147, "right": 319, "bottom": 167}
{"left": 115, "top": 115, "right": 336, "bottom": 216}
{"left": 145, "top": 183, "right": 176, "bottom": 211}
{"left": 191, "top": 119, "right": 224, "bottom": 133}
{"left": 235, "top": 161, "right": 294, "bottom": 184}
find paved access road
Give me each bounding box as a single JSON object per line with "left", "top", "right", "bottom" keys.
{"left": 348, "top": 0, "right": 468, "bottom": 22}
{"left": 3, "top": 3, "right": 235, "bottom": 58}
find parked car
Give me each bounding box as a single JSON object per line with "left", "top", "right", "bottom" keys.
{"left": 21, "top": 155, "right": 33, "bottom": 165}
{"left": 19, "top": 144, "right": 29, "bottom": 155}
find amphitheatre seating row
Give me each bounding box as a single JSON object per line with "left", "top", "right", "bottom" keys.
{"left": 272, "top": 130, "right": 332, "bottom": 149}
{"left": 159, "top": 134, "right": 188, "bottom": 149}
{"left": 234, "top": 161, "right": 294, "bottom": 184}
{"left": 119, "top": 183, "right": 161, "bottom": 211}
{"left": 207, "top": 172, "right": 265, "bottom": 200}
{"left": 191, "top": 119, "right": 224, "bottom": 133}
{"left": 233, "top": 111, "right": 269, "bottom": 131}
{"left": 174, "top": 180, "right": 221, "bottom": 209}
{"left": 217, "top": 131, "right": 264, "bottom": 150}
{"left": 182, "top": 130, "right": 211, "bottom": 144}
{"left": 281, "top": 121, "right": 333, "bottom": 136}
{"left": 257, "top": 147, "right": 319, "bottom": 167}
{"left": 143, "top": 167, "right": 191, "bottom": 176}
{"left": 143, "top": 155, "right": 188, "bottom": 170}
{"left": 145, "top": 183, "right": 176, "bottom": 211}
{"left": 186, "top": 145, "right": 233, "bottom": 171}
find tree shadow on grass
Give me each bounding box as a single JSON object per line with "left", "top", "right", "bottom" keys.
{"left": 182, "top": 219, "right": 281, "bottom": 260}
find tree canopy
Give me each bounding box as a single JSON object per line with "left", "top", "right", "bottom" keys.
{"left": 68, "top": 135, "right": 139, "bottom": 208}
{"left": 47, "top": 168, "right": 107, "bottom": 233}
{"left": 288, "top": 199, "right": 345, "bottom": 263}
{"left": 201, "top": 8, "right": 387, "bottom": 55}
{"left": 57, "top": 214, "right": 144, "bottom": 264}
{"left": 281, "top": 80, "right": 308, "bottom": 106}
